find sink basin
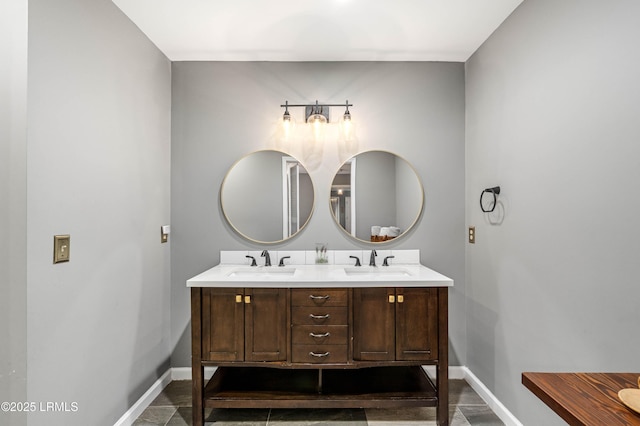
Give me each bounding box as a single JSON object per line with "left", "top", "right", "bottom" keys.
{"left": 343, "top": 267, "right": 412, "bottom": 278}
{"left": 227, "top": 268, "right": 296, "bottom": 278}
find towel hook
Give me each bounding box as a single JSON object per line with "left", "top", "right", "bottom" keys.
{"left": 480, "top": 186, "right": 501, "bottom": 213}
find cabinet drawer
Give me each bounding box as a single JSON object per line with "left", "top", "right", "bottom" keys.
{"left": 292, "top": 345, "right": 348, "bottom": 363}
{"left": 291, "top": 325, "right": 348, "bottom": 345}
{"left": 291, "top": 289, "right": 348, "bottom": 307}
{"left": 292, "top": 307, "right": 348, "bottom": 325}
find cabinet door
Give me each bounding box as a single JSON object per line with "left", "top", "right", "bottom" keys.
{"left": 395, "top": 288, "right": 438, "bottom": 361}
{"left": 352, "top": 288, "right": 395, "bottom": 361}
{"left": 202, "top": 288, "right": 244, "bottom": 362}
{"left": 244, "top": 288, "right": 288, "bottom": 362}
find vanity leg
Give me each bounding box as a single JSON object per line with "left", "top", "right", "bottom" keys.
{"left": 192, "top": 364, "right": 204, "bottom": 426}
{"left": 437, "top": 287, "right": 449, "bottom": 426}
{"left": 191, "top": 288, "right": 204, "bottom": 426}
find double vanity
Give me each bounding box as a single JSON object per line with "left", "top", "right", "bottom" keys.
{"left": 191, "top": 148, "right": 452, "bottom": 423}
{"left": 188, "top": 250, "right": 453, "bottom": 426}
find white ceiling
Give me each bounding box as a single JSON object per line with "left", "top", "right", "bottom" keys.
{"left": 112, "top": 0, "right": 522, "bottom": 62}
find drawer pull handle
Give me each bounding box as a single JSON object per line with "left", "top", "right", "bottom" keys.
{"left": 309, "top": 295, "right": 330, "bottom": 300}
{"left": 309, "top": 351, "right": 330, "bottom": 358}
{"left": 309, "top": 314, "right": 330, "bottom": 320}
{"left": 309, "top": 332, "right": 331, "bottom": 338}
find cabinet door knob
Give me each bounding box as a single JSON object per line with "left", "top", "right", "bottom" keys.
{"left": 397, "top": 295, "right": 404, "bottom": 303}
{"left": 235, "top": 295, "right": 243, "bottom": 303}
{"left": 244, "top": 295, "right": 251, "bottom": 304}
{"left": 388, "top": 295, "right": 395, "bottom": 303}
{"left": 309, "top": 351, "right": 330, "bottom": 358}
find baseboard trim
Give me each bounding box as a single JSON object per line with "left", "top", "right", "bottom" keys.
{"left": 115, "top": 365, "right": 521, "bottom": 426}
{"left": 171, "top": 366, "right": 217, "bottom": 381}
{"left": 113, "top": 369, "right": 172, "bottom": 426}
{"left": 422, "top": 365, "right": 466, "bottom": 379}
{"left": 462, "top": 367, "right": 523, "bottom": 426}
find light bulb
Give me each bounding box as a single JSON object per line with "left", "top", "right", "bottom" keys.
{"left": 308, "top": 113, "right": 327, "bottom": 142}
{"left": 340, "top": 110, "right": 354, "bottom": 142}
{"left": 281, "top": 102, "right": 297, "bottom": 141}
{"left": 282, "top": 113, "right": 295, "bottom": 141}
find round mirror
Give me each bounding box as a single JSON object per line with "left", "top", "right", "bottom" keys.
{"left": 330, "top": 150, "right": 423, "bottom": 243}
{"left": 221, "top": 150, "right": 314, "bottom": 244}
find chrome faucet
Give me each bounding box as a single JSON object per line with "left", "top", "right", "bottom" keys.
{"left": 369, "top": 249, "right": 377, "bottom": 266}
{"left": 261, "top": 250, "right": 271, "bottom": 266}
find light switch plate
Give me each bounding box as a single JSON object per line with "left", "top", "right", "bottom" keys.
{"left": 161, "top": 225, "right": 170, "bottom": 243}
{"left": 53, "top": 234, "right": 70, "bottom": 263}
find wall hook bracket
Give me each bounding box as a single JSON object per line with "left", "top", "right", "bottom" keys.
{"left": 480, "top": 186, "right": 501, "bottom": 213}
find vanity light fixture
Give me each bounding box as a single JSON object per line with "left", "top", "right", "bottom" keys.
{"left": 280, "top": 100, "right": 353, "bottom": 142}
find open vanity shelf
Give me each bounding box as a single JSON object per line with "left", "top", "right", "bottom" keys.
{"left": 204, "top": 366, "right": 438, "bottom": 409}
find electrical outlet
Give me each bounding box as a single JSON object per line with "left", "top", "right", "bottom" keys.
{"left": 53, "top": 235, "right": 70, "bottom": 263}
{"left": 468, "top": 226, "right": 475, "bottom": 244}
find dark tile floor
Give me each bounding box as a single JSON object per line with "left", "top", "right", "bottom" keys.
{"left": 133, "top": 379, "right": 504, "bottom": 426}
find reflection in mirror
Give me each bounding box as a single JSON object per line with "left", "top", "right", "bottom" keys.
{"left": 221, "top": 150, "right": 314, "bottom": 244}
{"left": 330, "top": 151, "right": 423, "bottom": 243}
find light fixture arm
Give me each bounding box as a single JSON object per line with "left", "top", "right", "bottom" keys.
{"left": 279, "top": 100, "right": 353, "bottom": 108}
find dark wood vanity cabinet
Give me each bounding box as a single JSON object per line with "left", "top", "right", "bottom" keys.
{"left": 191, "top": 286, "right": 449, "bottom": 426}
{"left": 201, "top": 287, "right": 288, "bottom": 362}
{"left": 353, "top": 287, "right": 438, "bottom": 362}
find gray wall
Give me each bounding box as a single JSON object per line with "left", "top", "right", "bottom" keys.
{"left": 27, "top": 0, "right": 172, "bottom": 424}
{"left": 171, "top": 61, "right": 466, "bottom": 367}
{"left": 465, "top": 0, "right": 640, "bottom": 424}
{"left": 395, "top": 156, "right": 423, "bottom": 235}
{"left": 0, "top": 1, "right": 28, "bottom": 425}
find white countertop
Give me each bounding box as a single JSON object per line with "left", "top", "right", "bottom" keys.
{"left": 186, "top": 264, "right": 454, "bottom": 288}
